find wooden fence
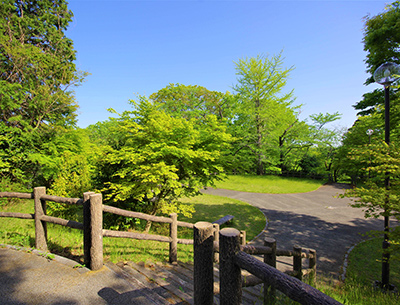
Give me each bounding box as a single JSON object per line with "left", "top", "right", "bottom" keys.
{"left": 194, "top": 223, "right": 342, "bottom": 305}
{"left": 0, "top": 187, "right": 233, "bottom": 270}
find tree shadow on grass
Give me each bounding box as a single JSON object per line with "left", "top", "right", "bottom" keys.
{"left": 181, "top": 201, "right": 266, "bottom": 241}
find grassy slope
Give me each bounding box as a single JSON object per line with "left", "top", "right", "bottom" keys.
{"left": 215, "top": 175, "right": 325, "bottom": 193}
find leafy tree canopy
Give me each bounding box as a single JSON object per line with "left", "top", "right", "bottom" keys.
{"left": 149, "top": 83, "right": 235, "bottom": 121}
{"left": 231, "top": 52, "right": 297, "bottom": 175}
{"left": 95, "top": 97, "right": 232, "bottom": 222}
{"left": 363, "top": 1, "right": 400, "bottom": 85}
{"left": 0, "top": 0, "right": 87, "bottom": 184}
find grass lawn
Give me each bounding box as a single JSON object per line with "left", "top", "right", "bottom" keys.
{"left": 179, "top": 193, "right": 266, "bottom": 241}
{"left": 214, "top": 175, "right": 326, "bottom": 193}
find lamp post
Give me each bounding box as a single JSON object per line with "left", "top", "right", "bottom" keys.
{"left": 373, "top": 62, "right": 400, "bottom": 288}
{"left": 366, "top": 129, "right": 373, "bottom": 179}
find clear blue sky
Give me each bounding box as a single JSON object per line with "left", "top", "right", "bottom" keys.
{"left": 67, "top": 0, "right": 388, "bottom": 130}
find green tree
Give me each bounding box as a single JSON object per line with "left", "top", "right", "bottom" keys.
{"left": 353, "top": 1, "right": 400, "bottom": 116}
{"left": 0, "top": 0, "right": 86, "bottom": 184}
{"left": 95, "top": 97, "right": 232, "bottom": 231}
{"left": 341, "top": 141, "right": 400, "bottom": 262}
{"left": 149, "top": 83, "right": 235, "bottom": 121}
{"left": 339, "top": 1, "right": 400, "bottom": 285}
{"left": 232, "top": 53, "right": 296, "bottom": 175}
{"left": 363, "top": 1, "right": 400, "bottom": 85}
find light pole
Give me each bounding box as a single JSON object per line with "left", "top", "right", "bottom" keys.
{"left": 373, "top": 62, "right": 400, "bottom": 289}
{"left": 366, "top": 129, "right": 373, "bottom": 179}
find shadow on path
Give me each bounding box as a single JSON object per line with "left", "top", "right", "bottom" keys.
{"left": 204, "top": 183, "right": 390, "bottom": 280}
{"left": 255, "top": 208, "right": 381, "bottom": 278}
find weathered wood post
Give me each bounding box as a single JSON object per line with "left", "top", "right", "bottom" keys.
{"left": 264, "top": 237, "right": 277, "bottom": 304}
{"left": 293, "top": 245, "right": 302, "bottom": 281}
{"left": 309, "top": 249, "right": 317, "bottom": 286}
{"left": 194, "top": 222, "right": 214, "bottom": 305}
{"left": 240, "top": 230, "right": 246, "bottom": 246}
{"left": 33, "top": 187, "right": 47, "bottom": 250}
{"left": 89, "top": 193, "right": 103, "bottom": 270}
{"left": 220, "top": 228, "right": 242, "bottom": 305}
{"left": 83, "top": 191, "right": 95, "bottom": 268}
{"left": 169, "top": 213, "right": 178, "bottom": 264}
{"left": 213, "top": 223, "right": 220, "bottom": 263}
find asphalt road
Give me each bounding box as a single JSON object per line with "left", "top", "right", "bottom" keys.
{"left": 204, "top": 183, "right": 387, "bottom": 280}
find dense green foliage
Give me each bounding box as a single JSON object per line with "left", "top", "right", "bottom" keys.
{"left": 338, "top": 2, "right": 400, "bottom": 276}
{"left": 91, "top": 98, "right": 232, "bottom": 229}
{"left": 150, "top": 83, "right": 235, "bottom": 121}
{"left": 0, "top": 0, "right": 87, "bottom": 188}
{"left": 363, "top": 1, "right": 400, "bottom": 85}
{"left": 232, "top": 53, "right": 297, "bottom": 175}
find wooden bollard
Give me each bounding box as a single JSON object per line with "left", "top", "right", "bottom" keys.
{"left": 213, "top": 223, "right": 220, "bottom": 263}
{"left": 194, "top": 222, "right": 214, "bottom": 305}
{"left": 293, "top": 245, "right": 302, "bottom": 281}
{"left": 169, "top": 213, "right": 178, "bottom": 264}
{"left": 33, "top": 187, "right": 47, "bottom": 251}
{"left": 220, "top": 228, "right": 242, "bottom": 305}
{"left": 83, "top": 191, "right": 95, "bottom": 268}
{"left": 89, "top": 193, "right": 103, "bottom": 271}
{"left": 309, "top": 249, "right": 317, "bottom": 286}
{"left": 264, "top": 237, "right": 277, "bottom": 304}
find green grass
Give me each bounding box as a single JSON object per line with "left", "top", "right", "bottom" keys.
{"left": 179, "top": 193, "right": 266, "bottom": 241}
{"left": 317, "top": 238, "right": 400, "bottom": 305}
{"left": 346, "top": 238, "right": 400, "bottom": 288}
{"left": 214, "top": 175, "right": 325, "bottom": 193}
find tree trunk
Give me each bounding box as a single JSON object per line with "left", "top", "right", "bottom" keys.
{"left": 144, "top": 220, "right": 153, "bottom": 232}
{"left": 255, "top": 99, "right": 264, "bottom": 176}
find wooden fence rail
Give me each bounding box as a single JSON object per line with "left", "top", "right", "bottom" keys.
{"left": 194, "top": 223, "right": 341, "bottom": 305}
{"left": 0, "top": 187, "right": 233, "bottom": 271}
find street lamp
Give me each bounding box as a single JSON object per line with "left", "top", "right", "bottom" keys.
{"left": 373, "top": 62, "right": 400, "bottom": 289}
{"left": 366, "top": 129, "right": 373, "bottom": 179}
{"left": 366, "top": 129, "right": 374, "bottom": 142}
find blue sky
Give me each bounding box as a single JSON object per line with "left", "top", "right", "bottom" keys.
{"left": 67, "top": 0, "right": 388, "bottom": 129}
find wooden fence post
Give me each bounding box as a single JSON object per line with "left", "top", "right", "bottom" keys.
{"left": 213, "top": 223, "right": 220, "bottom": 263}
{"left": 309, "top": 249, "right": 317, "bottom": 286}
{"left": 169, "top": 213, "right": 178, "bottom": 264}
{"left": 83, "top": 191, "right": 95, "bottom": 268}
{"left": 264, "top": 237, "right": 277, "bottom": 304}
{"left": 33, "top": 187, "right": 47, "bottom": 251}
{"left": 240, "top": 230, "right": 246, "bottom": 246}
{"left": 89, "top": 193, "right": 103, "bottom": 270}
{"left": 194, "top": 222, "right": 214, "bottom": 305}
{"left": 220, "top": 228, "right": 242, "bottom": 305}
{"left": 293, "top": 245, "right": 302, "bottom": 281}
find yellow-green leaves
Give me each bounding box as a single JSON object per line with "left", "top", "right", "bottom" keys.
{"left": 97, "top": 97, "right": 231, "bottom": 218}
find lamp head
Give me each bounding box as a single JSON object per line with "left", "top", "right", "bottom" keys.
{"left": 373, "top": 62, "right": 400, "bottom": 87}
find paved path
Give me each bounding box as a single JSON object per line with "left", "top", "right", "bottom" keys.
{"left": 204, "top": 183, "right": 388, "bottom": 280}
{"left": 0, "top": 245, "right": 171, "bottom": 305}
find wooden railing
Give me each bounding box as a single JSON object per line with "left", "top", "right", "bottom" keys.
{"left": 0, "top": 187, "right": 233, "bottom": 270}
{"left": 194, "top": 223, "right": 342, "bottom": 305}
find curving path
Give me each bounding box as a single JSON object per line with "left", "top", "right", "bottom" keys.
{"left": 203, "top": 183, "right": 390, "bottom": 280}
